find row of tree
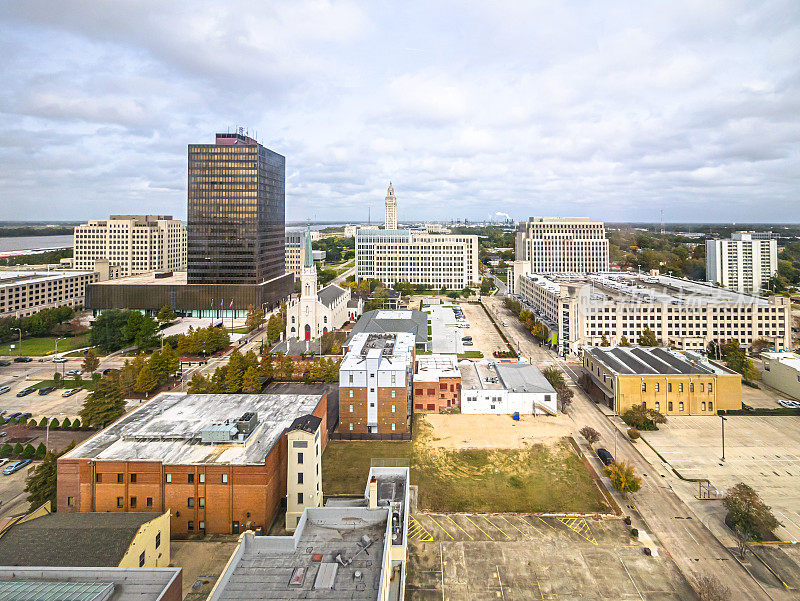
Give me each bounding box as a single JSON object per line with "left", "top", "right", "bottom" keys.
{"left": 0, "top": 305, "right": 75, "bottom": 342}
{"left": 187, "top": 349, "right": 261, "bottom": 394}
{"left": 173, "top": 325, "right": 231, "bottom": 356}
{"left": 0, "top": 441, "right": 48, "bottom": 459}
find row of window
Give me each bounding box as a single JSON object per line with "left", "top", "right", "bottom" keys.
{"left": 95, "top": 472, "right": 228, "bottom": 484}
{"left": 641, "top": 381, "right": 713, "bottom": 393}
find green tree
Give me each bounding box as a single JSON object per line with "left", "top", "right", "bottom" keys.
{"left": 134, "top": 362, "right": 159, "bottom": 395}
{"left": 134, "top": 316, "right": 160, "bottom": 350}
{"left": 605, "top": 461, "right": 642, "bottom": 497}
{"left": 82, "top": 349, "right": 100, "bottom": 374}
{"left": 621, "top": 403, "right": 667, "bottom": 430}
{"left": 49, "top": 418, "right": 60, "bottom": 429}
{"left": 638, "top": 327, "right": 658, "bottom": 347}
{"left": 259, "top": 354, "right": 275, "bottom": 381}
{"left": 722, "top": 340, "right": 761, "bottom": 381}
{"left": 600, "top": 335, "right": 610, "bottom": 347}
{"left": 618, "top": 335, "right": 631, "bottom": 347}
{"left": 224, "top": 349, "right": 246, "bottom": 392}
{"left": 34, "top": 442, "right": 47, "bottom": 460}
{"left": 266, "top": 314, "right": 283, "bottom": 342}
{"left": 80, "top": 373, "right": 126, "bottom": 428}
{"left": 188, "top": 372, "right": 213, "bottom": 394}
{"left": 13, "top": 442, "right": 24, "bottom": 457}
{"left": 22, "top": 444, "right": 36, "bottom": 459}
{"left": 279, "top": 355, "right": 295, "bottom": 380}
{"left": 71, "top": 418, "right": 81, "bottom": 429}
{"left": 245, "top": 305, "right": 266, "bottom": 332}
{"left": 241, "top": 366, "right": 261, "bottom": 393}
{"left": 61, "top": 418, "right": 71, "bottom": 429}
{"left": 25, "top": 450, "right": 58, "bottom": 510}
{"left": 38, "top": 417, "right": 48, "bottom": 428}
{"left": 0, "top": 444, "right": 12, "bottom": 458}
{"left": 723, "top": 483, "right": 780, "bottom": 541}
{"left": 157, "top": 304, "right": 176, "bottom": 325}
{"left": 54, "top": 372, "right": 62, "bottom": 387}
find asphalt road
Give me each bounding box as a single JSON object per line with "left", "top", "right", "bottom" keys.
{"left": 483, "top": 296, "right": 782, "bottom": 601}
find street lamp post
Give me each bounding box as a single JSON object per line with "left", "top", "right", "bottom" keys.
{"left": 721, "top": 415, "right": 727, "bottom": 462}
{"left": 11, "top": 327, "right": 22, "bottom": 356}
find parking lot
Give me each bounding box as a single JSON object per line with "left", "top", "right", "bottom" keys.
{"left": 0, "top": 462, "right": 34, "bottom": 520}
{"left": 425, "top": 303, "right": 464, "bottom": 354}
{"left": 458, "top": 302, "right": 507, "bottom": 357}
{"left": 406, "top": 513, "right": 695, "bottom": 600}
{"left": 642, "top": 416, "right": 800, "bottom": 542}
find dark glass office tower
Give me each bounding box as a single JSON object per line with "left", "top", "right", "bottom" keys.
{"left": 187, "top": 132, "right": 285, "bottom": 285}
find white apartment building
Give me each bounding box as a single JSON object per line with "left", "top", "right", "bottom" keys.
{"left": 356, "top": 229, "right": 479, "bottom": 290}
{"left": 284, "top": 231, "right": 307, "bottom": 276}
{"left": 0, "top": 270, "right": 98, "bottom": 318}
{"left": 73, "top": 215, "right": 186, "bottom": 278}
{"left": 509, "top": 217, "right": 609, "bottom": 294}
{"left": 515, "top": 272, "right": 791, "bottom": 355}
{"left": 706, "top": 232, "right": 778, "bottom": 293}
{"left": 384, "top": 182, "right": 397, "bottom": 230}
{"left": 285, "top": 414, "right": 323, "bottom": 531}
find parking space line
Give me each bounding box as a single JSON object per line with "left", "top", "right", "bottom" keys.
{"left": 484, "top": 516, "right": 512, "bottom": 539}
{"left": 536, "top": 516, "right": 557, "bottom": 531}
{"left": 499, "top": 515, "right": 530, "bottom": 537}
{"left": 408, "top": 516, "right": 434, "bottom": 542}
{"left": 425, "top": 514, "right": 454, "bottom": 540}
{"left": 446, "top": 515, "right": 474, "bottom": 540}
{"left": 465, "top": 515, "right": 495, "bottom": 540}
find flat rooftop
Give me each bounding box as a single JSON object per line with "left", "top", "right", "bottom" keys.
{"left": 587, "top": 347, "right": 732, "bottom": 376}
{"left": 346, "top": 309, "right": 428, "bottom": 347}
{"left": 0, "top": 567, "right": 181, "bottom": 601}
{"left": 0, "top": 269, "right": 93, "bottom": 286}
{"left": 415, "top": 354, "right": 460, "bottom": 382}
{"left": 92, "top": 271, "right": 188, "bottom": 286}
{"left": 458, "top": 361, "right": 504, "bottom": 390}
{"left": 763, "top": 352, "right": 800, "bottom": 372}
{"left": 495, "top": 363, "right": 557, "bottom": 394}
{"left": 61, "top": 393, "right": 324, "bottom": 465}
{"left": 209, "top": 507, "right": 391, "bottom": 601}
{"left": 524, "top": 272, "right": 773, "bottom": 305}
{"left": 341, "top": 332, "right": 415, "bottom": 371}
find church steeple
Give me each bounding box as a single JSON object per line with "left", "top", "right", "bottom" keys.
{"left": 301, "top": 224, "right": 317, "bottom": 299}
{"left": 303, "top": 224, "right": 314, "bottom": 269}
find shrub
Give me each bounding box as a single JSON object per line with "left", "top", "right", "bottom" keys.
{"left": 71, "top": 419, "right": 81, "bottom": 429}
{"left": 22, "top": 444, "right": 36, "bottom": 459}
{"left": 61, "top": 418, "right": 71, "bottom": 429}
{"left": 34, "top": 442, "right": 47, "bottom": 460}
{"left": 49, "top": 418, "right": 59, "bottom": 429}
{"left": 621, "top": 404, "right": 666, "bottom": 431}
{"left": 628, "top": 427, "right": 640, "bottom": 441}
{"left": 696, "top": 574, "right": 731, "bottom": 601}
{"left": 605, "top": 461, "right": 642, "bottom": 497}
{"left": 13, "top": 442, "right": 24, "bottom": 457}
{"left": 631, "top": 527, "right": 639, "bottom": 537}
{"left": 0, "top": 443, "right": 12, "bottom": 458}
{"left": 38, "top": 417, "right": 48, "bottom": 428}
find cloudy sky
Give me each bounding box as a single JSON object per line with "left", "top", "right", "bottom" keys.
{"left": 1, "top": 1, "right": 799, "bottom": 223}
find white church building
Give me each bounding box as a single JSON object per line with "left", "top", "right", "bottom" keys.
{"left": 286, "top": 227, "right": 362, "bottom": 341}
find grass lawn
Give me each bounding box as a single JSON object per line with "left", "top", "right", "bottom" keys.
{"left": 226, "top": 327, "right": 250, "bottom": 334}
{"left": 0, "top": 333, "right": 92, "bottom": 357}
{"left": 322, "top": 419, "right": 609, "bottom": 513}
{"left": 32, "top": 378, "right": 96, "bottom": 390}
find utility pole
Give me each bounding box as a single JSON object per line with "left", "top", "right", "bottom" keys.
{"left": 721, "top": 415, "right": 727, "bottom": 461}
{"left": 12, "top": 328, "right": 21, "bottom": 356}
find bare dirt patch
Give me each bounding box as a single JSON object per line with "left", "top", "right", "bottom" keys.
{"left": 423, "top": 413, "right": 573, "bottom": 450}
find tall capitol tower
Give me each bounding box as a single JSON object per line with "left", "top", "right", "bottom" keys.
{"left": 384, "top": 182, "right": 397, "bottom": 229}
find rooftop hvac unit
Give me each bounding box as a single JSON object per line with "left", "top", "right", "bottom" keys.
{"left": 236, "top": 412, "right": 259, "bottom": 436}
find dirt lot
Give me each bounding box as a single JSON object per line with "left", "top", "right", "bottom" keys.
{"left": 424, "top": 413, "right": 573, "bottom": 449}
{"left": 406, "top": 513, "right": 696, "bottom": 600}
{"left": 458, "top": 301, "right": 508, "bottom": 357}
{"left": 171, "top": 540, "right": 239, "bottom": 600}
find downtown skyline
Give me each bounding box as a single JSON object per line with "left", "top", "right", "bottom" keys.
{"left": 0, "top": 1, "right": 799, "bottom": 223}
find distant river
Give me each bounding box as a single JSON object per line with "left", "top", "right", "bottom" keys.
{"left": 0, "top": 234, "right": 74, "bottom": 253}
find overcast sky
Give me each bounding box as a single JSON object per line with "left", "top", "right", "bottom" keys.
{"left": 1, "top": 1, "right": 799, "bottom": 223}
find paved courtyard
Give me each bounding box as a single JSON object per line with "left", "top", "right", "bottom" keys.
{"left": 642, "top": 415, "right": 800, "bottom": 542}
{"left": 406, "top": 513, "right": 695, "bottom": 600}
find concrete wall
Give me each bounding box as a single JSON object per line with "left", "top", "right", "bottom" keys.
{"left": 119, "top": 511, "right": 171, "bottom": 568}
{"left": 762, "top": 354, "right": 800, "bottom": 401}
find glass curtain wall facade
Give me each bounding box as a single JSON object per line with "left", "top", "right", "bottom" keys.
{"left": 188, "top": 133, "right": 285, "bottom": 285}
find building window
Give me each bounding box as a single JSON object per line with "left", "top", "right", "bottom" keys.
{"left": 391, "top": 390, "right": 396, "bottom": 398}
{"left": 349, "top": 374, "right": 353, "bottom": 384}
{"left": 700, "top": 383, "right": 705, "bottom": 392}
{"left": 199, "top": 521, "right": 205, "bottom": 531}
{"left": 188, "top": 521, "right": 194, "bottom": 531}
{"left": 139, "top": 551, "right": 146, "bottom": 567}
{"left": 297, "top": 492, "right": 304, "bottom": 504}
{"left": 641, "top": 382, "right": 646, "bottom": 392}
{"left": 678, "top": 383, "right": 684, "bottom": 393}
{"left": 222, "top": 474, "right": 228, "bottom": 484}
{"left": 188, "top": 498, "right": 194, "bottom": 507}
{"left": 391, "top": 374, "right": 396, "bottom": 384}
{"left": 199, "top": 497, "right": 205, "bottom": 507}
{"left": 679, "top": 402, "right": 684, "bottom": 411}
{"left": 708, "top": 383, "right": 713, "bottom": 393}
{"left": 654, "top": 383, "right": 660, "bottom": 393}
{"left": 188, "top": 474, "right": 194, "bottom": 484}
{"left": 349, "top": 404, "right": 353, "bottom": 412}
{"left": 166, "top": 474, "right": 172, "bottom": 483}
{"left": 117, "top": 473, "right": 124, "bottom": 483}
{"left": 708, "top": 402, "right": 713, "bottom": 412}
{"left": 155, "top": 532, "right": 161, "bottom": 548}
{"left": 655, "top": 402, "right": 660, "bottom": 412}
{"left": 391, "top": 405, "right": 396, "bottom": 413}
{"left": 130, "top": 496, "right": 137, "bottom": 508}
{"left": 298, "top": 472, "right": 304, "bottom": 484}
{"left": 67, "top": 496, "right": 75, "bottom": 507}
{"left": 349, "top": 423, "right": 353, "bottom": 431}
{"left": 702, "top": 402, "right": 706, "bottom": 411}
{"left": 146, "top": 497, "right": 153, "bottom": 507}
{"left": 117, "top": 497, "right": 124, "bottom": 508}
{"left": 642, "top": 401, "right": 646, "bottom": 410}
{"left": 349, "top": 390, "right": 353, "bottom": 398}
{"left": 667, "top": 383, "right": 672, "bottom": 393}
{"left": 95, "top": 474, "right": 102, "bottom": 483}
{"left": 130, "top": 473, "right": 137, "bottom": 483}
{"left": 391, "top": 423, "right": 396, "bottom": 431}
{"left": 668, "top": 401, "right": 673, "bottom": 412}
{"left": 298, "top": 452, "right": 304, "bottom": 464}
{"left": 199, "top": 474, "right": 205, "bottom": 484}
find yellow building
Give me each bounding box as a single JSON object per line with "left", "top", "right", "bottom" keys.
{"left": 285, "top": 414, "right": 324, "bottom": 531}
{"left": 0, "top": 505, "right": 170, "bottom": 568}
{"left": 582, "top": 346, "right": 741, "bottom": 415}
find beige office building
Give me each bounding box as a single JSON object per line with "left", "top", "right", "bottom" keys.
{"left": 384, "top": 182, "right": 398, "bottom": 230}
{"left": 516, "top": 272, "right": 791, "bottom": 356}
{"left": 509, "top": 217, "right": 609, "bottom": 294}
{"left": 285, "top": 414, "right": 324, "bottom": 531}
{"left": 0, "top": 269, "right": 97, "bottom": 318}
{"left": 73, "top": 215, "right": 186, "bottom": 277}
{"left": 356, "top": 229, "right": 479, "bottom": 290}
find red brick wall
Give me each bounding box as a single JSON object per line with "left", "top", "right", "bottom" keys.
{"left": 413, "top": 377, "right": 461, "bottom": 413}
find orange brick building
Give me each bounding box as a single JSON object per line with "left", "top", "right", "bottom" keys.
{"left": 57, "top": 392, "right": 327, "bottom": 536}
{"left": 413, "top": 354, "right": 461, "bottom": 413}
{"left": 338, "top": 332, "right": 414, "bottom": 434}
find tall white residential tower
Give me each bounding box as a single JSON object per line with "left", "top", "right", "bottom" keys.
{"left": 706, "top": 232, "right": 778, "bottom": 294}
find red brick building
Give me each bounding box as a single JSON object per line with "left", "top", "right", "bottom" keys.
{"left": 413, "top": 354, "right": 461, "bottom": 413}
{"left": 57, "top": 392, "right": 327, "bottom": 536}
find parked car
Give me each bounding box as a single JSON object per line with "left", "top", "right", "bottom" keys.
{"left": 66, "top": 369, "right": 82, "bottom": 376}
{"left": 13, "top": 357, "right": 32, "bottom": 363}
{"left": 37, "top": 358, "right": 47, "bottom": 363}
{"left": 102, "top": 368, "right": 119, "bottom": 375}
{"left": 0, "top": 431, "right": 6, "bottom": 437}
{"left": 18, "top": 412, "right": 32, "bottom": 422}
{"left": 463, "top": 340, "right": 473, "bottom": 346}
{"left": 596, "top": 448, "right": 615, "bottom": 466}
{"left": 0, "top": 360, "right": 11, "bottom": 366}
{"left": 0, "top": 458, "right": 8, "bottom": 467}
{"left": 778, "top": 400, "right": 800, "bottom": 409}
{"left": 38, "top": 386, "right": 56, "bottom": 395}
{"left": 461, "top": 336, "right": 473, "bottom": 341}
{"left": 16, "top": 387, "right": 35, "bottom": 398}
{"left": 3, "top": 459, "right": 32, "bottom": 475}
{"left": 0, "top": 386, "right": 10, "bottom": 395}
{"left": 62, "top": 387, "right": 82, "bottom": 397}
{"left": 3, "top": 412, "right": 21, "bottom": 423}
{"left": 52, "top": 357, "right": 68, "bottom": 363}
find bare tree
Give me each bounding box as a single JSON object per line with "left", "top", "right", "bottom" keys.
{"left": 579, "top": 426, "right": 601, "bottom": 445}
{"left": 695, "top": 574, "right": 730, "bottom": 601}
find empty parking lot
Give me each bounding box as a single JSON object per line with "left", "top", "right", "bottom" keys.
{"left": 406, "top": 512, "right": 695, "bottom": 600}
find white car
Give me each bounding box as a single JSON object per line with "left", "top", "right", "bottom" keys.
{"left": 778, "top": 400, "right": 799, "bottom": 409}
{"left": 52, "top": 357, "right": 68, "bottom": 363}
{"left": 0, "top": 458, "right": 8, "bottom": 467}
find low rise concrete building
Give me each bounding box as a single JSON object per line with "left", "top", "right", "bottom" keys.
{"left": 207, "top": 467, "right": 409, "bottom": 601}
{"left": 57, "top": 392, "right": 328, "bottom": 535}
{"left": 0, "top": 269, "right": 97, "bottom": 318}
{"left": 338, "top": 332, "right": 415, "bottom": 435}
{"left": 413, "top": 354, "right": 461, "bottom": 413}
{"left": 582, "top": 346, "right": 742, "bottom": 414}
{"left": 0, "top": 509, "right": 170, "bottom": 568}
{"left": 345, "top": 309, "right": 429, "bottom": 352}
{"left": 761, "top": 352, "right": 800, "bottom": 400}
{"left": 458, "top": 362, "right": 557, "bottom": 415}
